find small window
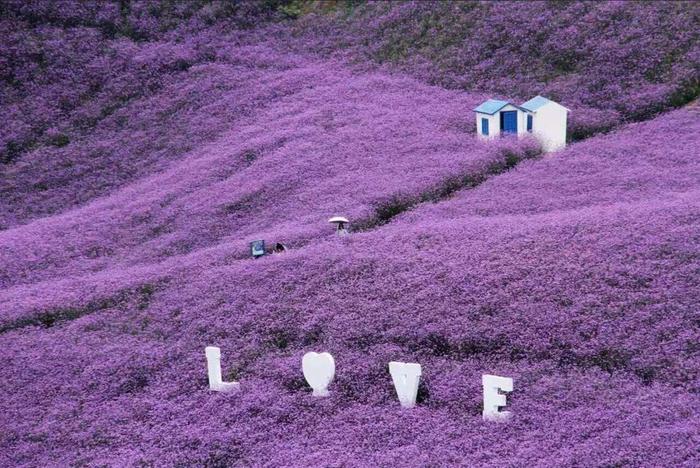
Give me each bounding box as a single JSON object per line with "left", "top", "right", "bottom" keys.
{"left": 527, "top": 114, "right": 533, "bottom": 132}
{"left": 481, "top": 118, "right": 489, "bottom": 136}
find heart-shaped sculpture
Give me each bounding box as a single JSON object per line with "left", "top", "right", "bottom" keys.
{"left": 302, "top": 352, "right": 335, "bottom": 397}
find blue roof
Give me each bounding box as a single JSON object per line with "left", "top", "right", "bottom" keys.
{"left": 521, "top": 95, "right": 552, "bottom": 112}
{"left": 473, "top": 99, "right": 509, "bottom": 115}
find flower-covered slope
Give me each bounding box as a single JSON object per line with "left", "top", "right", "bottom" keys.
{"left": 0, "top": 54, "right": 540, "bottom": 291}
{"left": 1, "top": 106, "right": 698, "bottom": 465}
{"left": 403, "top": 106, "right": 700, "bottom": 221}
{"left": 1, "top": 1, "right": 699, "bottom": 466}
{"left": 293, "top": 0, "right": 700, "bottom": 138}
{"left": 3, "top": 0, "right": 699, "bottom": 228}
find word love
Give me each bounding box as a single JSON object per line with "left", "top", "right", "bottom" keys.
{"left": 205, "top": 348, "right": 514, "bottom": 421}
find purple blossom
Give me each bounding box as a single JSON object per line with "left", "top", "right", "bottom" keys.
{"left": 0, "top": 1, "right": 698, "bottom": 466}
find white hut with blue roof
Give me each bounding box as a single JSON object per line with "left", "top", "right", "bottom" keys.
{"left": 474, "top": 96, "right": 570, "bottom": 152}
{"left": 473, "top": 99, "right": 529, "bottom": 140}
{"left": 520, "top": 96, "right": 570, "bottom": 152}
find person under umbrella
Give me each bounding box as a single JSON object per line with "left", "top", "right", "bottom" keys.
{"left": 328, "top": 216, "right": 350, "bottom": 236}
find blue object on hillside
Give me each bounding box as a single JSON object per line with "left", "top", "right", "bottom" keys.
{"left": 250, "top": 240, "right": 265, "bottom": 258}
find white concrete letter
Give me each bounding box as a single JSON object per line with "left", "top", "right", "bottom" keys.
{"left": 389, "top": 361, "right": 422, "bottom": 408}
{"left": 205, "top": 346, "right": 239, "bottom": 392}
{"left": 482, "top": 374, "right": 513, "bottom": 421}
{"left": 302, "top": 352, "right": 335, "bottom": 397}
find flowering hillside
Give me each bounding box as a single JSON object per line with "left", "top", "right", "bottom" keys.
{"left": 1, "top": 1, "right": 699, "bottom": 467}
{"left": 0, "top": 55, "right": 544, "bottom": 290}
{"left": 293, "top": 0, "right": 700, "bottom": 137}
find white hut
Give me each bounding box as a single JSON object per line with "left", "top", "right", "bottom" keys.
{"left": 474, "top": 99, "right": 529, "bottom": 140}
{"left": 474, "top": 96, "right": 570, "bottom": 152}
{"left": 520, "top": 96, "right": 570, "bottom": 152}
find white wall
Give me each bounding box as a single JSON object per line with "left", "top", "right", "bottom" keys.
{"left": 531, "top": 102, "right": 568, "bottom": 152}
{"left": 475, "top": 112, "right": 500, "bottom": 139}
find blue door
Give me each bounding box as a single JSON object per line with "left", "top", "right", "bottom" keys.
{"left": 527, "top": 114, "right": 533, "bottom": 132}
{"left": 500, "top": 111, "right": 517, "bottom": 134}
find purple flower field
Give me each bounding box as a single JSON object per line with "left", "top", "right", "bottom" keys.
{"left": 1, "top": 1, "right": 699, "bottom": 466}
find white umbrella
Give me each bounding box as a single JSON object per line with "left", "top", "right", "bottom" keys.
{"left": 328, "top": 216, "right": 349, "bottom": 224}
